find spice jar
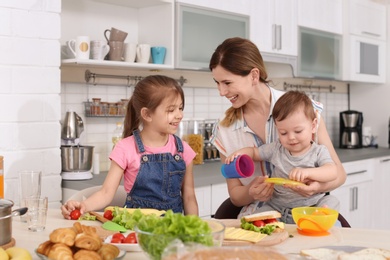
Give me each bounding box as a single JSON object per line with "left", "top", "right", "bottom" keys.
{"left": 0, "top": 156, "right": 3, "bottom": 199}
{"left": 92, "top": 98, "right": 101, "bottom": 116}
{"left": 108, "top": 102, "right": 118, "bottom": 116}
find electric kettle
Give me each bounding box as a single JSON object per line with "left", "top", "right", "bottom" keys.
{"left": 61, "top": 111, "right": 84, "bottom": 140}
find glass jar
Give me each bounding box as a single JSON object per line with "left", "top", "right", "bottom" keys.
{"left": 92, "top": 98, "right": 101, "bottom": 116}
{"left": 177, "top": 118, "right": 205, "bottom": 165}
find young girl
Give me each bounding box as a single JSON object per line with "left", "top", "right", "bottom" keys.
{"left": 61, "top": 75, "right": 198, "bottom": 218}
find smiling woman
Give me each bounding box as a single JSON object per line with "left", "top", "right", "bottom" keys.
{"left": 209, "top": 37, "right": 346, "bottom": 220}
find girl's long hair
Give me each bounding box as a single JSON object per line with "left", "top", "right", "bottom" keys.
{"left": 123, "top": 75, "right": 184, "bottom": 138}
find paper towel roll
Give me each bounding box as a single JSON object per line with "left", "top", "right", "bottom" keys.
{"left": 93, "top": 153, "right": 100, "bottom": 175}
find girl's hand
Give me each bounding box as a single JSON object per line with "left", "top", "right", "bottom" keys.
{"left": 248, "top": 176, "right": 274, "bottom": 202}
{"left": 61, "top": 200, "right": 86, "bottom": 220}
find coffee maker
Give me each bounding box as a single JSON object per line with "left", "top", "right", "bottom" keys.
{"left": 339, "top": 110, "right": 363, "bottom": 149}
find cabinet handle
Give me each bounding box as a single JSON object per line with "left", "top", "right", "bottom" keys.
{"left": 361, "top": 31, "right": 381, "bottom": 38}
{"left": 276, "top": 25, "right": 282, "bottom": 50}
{"left": 272, "top": 24, "right": 277, "bottom": 49}
{"left": 355, "top": 187, "right": 358, "bottom": 211}
{"left": 349, "top": 187, "right": 354, "bottom": 211}
{"left": 380, "top": 158, "right": 390, "bottom": 163}
{"left": 347, "top": 170, "right": 367, "bottom": 176}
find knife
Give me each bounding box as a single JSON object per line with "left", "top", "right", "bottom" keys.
{"left": 89, "top": 211, "right": 127, "bottom": 232}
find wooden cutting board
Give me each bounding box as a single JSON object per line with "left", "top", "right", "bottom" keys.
{"left": 218, "top": 219, "right": 289, "bottom": 247}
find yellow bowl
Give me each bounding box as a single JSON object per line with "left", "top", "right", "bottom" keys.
{"left": 292, "top": 207, "right": 338, "bottom": 236}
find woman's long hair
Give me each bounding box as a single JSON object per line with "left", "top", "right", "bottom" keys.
{"left": 209, "top": 37, "right": 269, "bottom": 127}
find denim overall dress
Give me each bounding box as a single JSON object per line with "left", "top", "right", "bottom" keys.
{"left": 124, "top": 130, "right": 186, "bottom": 213}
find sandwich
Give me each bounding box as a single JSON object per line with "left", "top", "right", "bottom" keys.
{"left": 240, "top": 210, "right": 285, "bottom": 235}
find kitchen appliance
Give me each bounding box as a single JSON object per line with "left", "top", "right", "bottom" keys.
{"left": 339, "top": 110, "right": 363, "bottom": 149}
{"left": 61, "top": 111, "right": 93, "bottom": 180}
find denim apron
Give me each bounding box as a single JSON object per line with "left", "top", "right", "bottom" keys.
{"left": 124, "top": 130, "right": 185, "bottom": 213}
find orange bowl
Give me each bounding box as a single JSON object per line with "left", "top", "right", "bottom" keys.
{"left": 292, "top": 207, "right": 338, "bottom": 236}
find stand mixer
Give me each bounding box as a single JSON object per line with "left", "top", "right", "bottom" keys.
{"left": 61, "top": 111, "right": 94, "bottom": 180}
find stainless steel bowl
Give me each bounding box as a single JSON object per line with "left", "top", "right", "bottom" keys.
{"left": 61, "top": 145, "right": 94, "bottom": 172}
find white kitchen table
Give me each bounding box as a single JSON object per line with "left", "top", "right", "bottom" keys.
{"left": 9, "top": 209, "right": 390, "bottom": 259}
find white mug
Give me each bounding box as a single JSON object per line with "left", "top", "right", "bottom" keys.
{"left": 136, "top": 44, "right": 151, "bottom": 63}
{"left": 124, "top": 43, "right": 137, "bottom": 63}
{"left": 67, "top": 36, "right": 90, "bottom": 60}
{"left": 90, "top": 40, "right": 110, "bottom": 60}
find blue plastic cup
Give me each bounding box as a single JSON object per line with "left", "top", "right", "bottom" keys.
{"left": 221, "top": 154, "right": 254, "bottom": 178}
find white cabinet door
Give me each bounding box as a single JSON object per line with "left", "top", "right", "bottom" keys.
{"left": 372, "top": 157, "right": 390, "bottom": 230}
{"left": 331, "top": 160, "right": 373, "bottom": 228}
{"left": 195, "top": 186, "right": 212, "bottom": 218}
{"left": 349, "top": 0, "right": 387, "bottom": 41}
{"left": 211, "top": 182, "right": 229, "bottom": 215}
{"left": 250, "top": 0, "right": 297, "bottom": 56}
{"left": 298, "top": 0, "right": 343, "bottom": 34}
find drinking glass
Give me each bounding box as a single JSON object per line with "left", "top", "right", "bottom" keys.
{"left": 19, "top": 171, "right": 41, "bottom": 222}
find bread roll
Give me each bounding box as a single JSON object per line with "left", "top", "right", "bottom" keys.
{"left": 74, "top": 249, "right": 103, "bottom": 260}
{"left": 98, "top": 243, "right": 120, "bottom": 260}
{"left": 47, "top": 243, "right": 73, "bottom": 260}
{"left": 49, "top": 227, "right": 77, "bottom": 246}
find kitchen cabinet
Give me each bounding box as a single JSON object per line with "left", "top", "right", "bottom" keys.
{"left": 331, "top": 159, "right": 374, "bottom": 228}
{"left": 342, "top": 0, "right": 387, "bottom": 83}
{"left": 61, "top": 0, "right": 174, "bottom": 70}
{"left": 175, "top": 2, "right": 249, "bottom": 70}
{"left": 195, "top": 182, "right": 229, "bottom": 218}
{"left": 298, "top": 0, "right": 343, "bottom": 34}
{"left": 195, "top": 185, "right": 212, "bottom": 218}
{"left": 250, "top": 0, "right": 297, "bottom": 56}
{"left": 349, "top": 0, "right": 387, "bottom": 41}
{"left": 372, "top": 156, "right": 390, "bottom": 230}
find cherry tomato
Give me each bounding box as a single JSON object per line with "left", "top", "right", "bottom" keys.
{"left": 110, "top": 237, "right": 122, "bottom": 244}
{"left": 70, "top": 209, "right": 81, "bottom": 220}
{"left": 264, "top": 218, "right": 277, "bottom": 224}
{"left": 112, "top": 233, "right": 125, "bottom": 242}
{"left": 103, "top": 210, "right": 113, "bottom": 220}
{"left": 252, "top": 220, "right": 265, "bottom": 227}
{"left": 123, "top": 232, "right": 137, "bottom": 244}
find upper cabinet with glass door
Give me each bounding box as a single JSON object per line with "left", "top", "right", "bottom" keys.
{"left": 342, "top": 0, "right": 387, "bottom": 83}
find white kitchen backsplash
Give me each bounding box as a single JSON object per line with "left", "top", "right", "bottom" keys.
{"left": 61, "top": 82, "right": 348, "bottom": 172}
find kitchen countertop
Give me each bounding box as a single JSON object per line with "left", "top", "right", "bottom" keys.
{"left": 62, "top": 147, "right": 390, "bottom": 191}
{"left": 11, "top": 209, "right": 390, "bottom": 259}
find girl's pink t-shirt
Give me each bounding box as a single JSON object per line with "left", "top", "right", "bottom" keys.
{"left": 109, "top": 134, "right": 196, "bottom": 193}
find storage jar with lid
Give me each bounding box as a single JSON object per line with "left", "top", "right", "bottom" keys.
{"left": 176, "top": 118, "right": 205, "bottom": 165}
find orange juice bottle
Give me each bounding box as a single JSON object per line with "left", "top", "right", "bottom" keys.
{"left": 0, "top": 156, "right": 3, "bottom": 198}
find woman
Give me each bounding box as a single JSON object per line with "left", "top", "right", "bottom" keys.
{"left": 209, "top": 37, "right": 346, "bottom": 218}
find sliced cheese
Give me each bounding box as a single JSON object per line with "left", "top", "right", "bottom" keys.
{"left": 224, "top": 227, "right": 267, "bottom": 243}
{"left": 104, "top": 207, "right": 165, "bottom": 216}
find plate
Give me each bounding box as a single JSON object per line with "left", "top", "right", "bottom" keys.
{"left": 104, "top": 232, "right": 142, "bottom": 252}
{"left": 265, "top": 177, "right": 305, "bottom": 186}
{"left": 35, "top": 248, "right": 126, "bottom": 259}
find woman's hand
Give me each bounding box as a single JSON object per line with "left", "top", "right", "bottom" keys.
{"left": 248, "top": 176, "right": 274, "bottom": 201}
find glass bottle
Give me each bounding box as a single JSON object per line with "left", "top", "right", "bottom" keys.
{"left": 0, "top": 156, "right": 3, "bottom": 198}
{"left": 112, "top": 122, "right": 124, "bottom": 148}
